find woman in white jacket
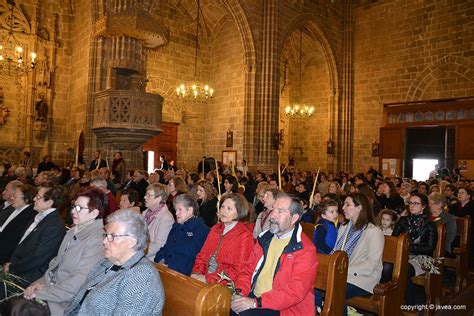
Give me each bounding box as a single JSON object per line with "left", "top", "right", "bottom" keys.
{"left": 331, "top": 192, "right": 384, "bottom": 315}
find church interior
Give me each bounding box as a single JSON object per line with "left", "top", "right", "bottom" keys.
{"left": 0, "top": 0, "right": 473, "bottom": 314}
{"left": 0, "top": 0, "right": 472, "bottom": 176}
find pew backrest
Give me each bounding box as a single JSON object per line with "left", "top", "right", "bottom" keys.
{"left": 156, "top": 264, "right": 231, "bottom": 315}
{"left": 314, "top": 251, "right": 348, "bottom": 316}
{"left": 301, "top": 222, "right": 315, "bottom": 240}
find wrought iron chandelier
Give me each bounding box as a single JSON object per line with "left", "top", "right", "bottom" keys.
{"left": 176, "top": 0, "right": 214, "bottom": 100}
{"left": 285, "top": 28, "right": 314, "bottom": 118}
{"left": 0, "top": 0, "right": 36, "bottom": 77}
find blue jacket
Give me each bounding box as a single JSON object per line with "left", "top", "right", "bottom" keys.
{"left": 313, "top": 218, "right": 338, "bottom": 254}
{"left": 154, "top": 216, "right": 209, "bottom": 275}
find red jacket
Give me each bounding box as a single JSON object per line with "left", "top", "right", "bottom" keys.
{"left": 235, "top": 223, "right": 318, "bottom": 316}
{"left": 192, "top": 221, "right": 254, "bottom": 284}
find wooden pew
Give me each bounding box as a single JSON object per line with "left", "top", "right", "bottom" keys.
{"left": 301, "top": 222, "right": 315, "bottom": 241}
{"left": 444, "top": 216, "right": 471, "bottom": 294}
{"left": 155, "top": 264, "right": 231, "bottom": 315}
{"left": 346, "top": 234, "right": 409, "bottom": 316}
{"left": 314, "top": 251, "right": 348, "bottom": 316}
{"left": 411, "top": 223, "right": 446, "bottom": 314}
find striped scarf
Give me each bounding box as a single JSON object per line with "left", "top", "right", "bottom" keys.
{"left": 331, "top": 221, "right": 364, "bottom": 258}
{"left": 144, "top": 203, "right": 165, "bottom": 225}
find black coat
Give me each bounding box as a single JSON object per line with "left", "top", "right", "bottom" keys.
{"left": 9, "top": 210, "right": 66, "bottom": 282}
{"left": 199, "top": 197, "right": 218, "bottom": 228}
{"left": 392, "top": 214, "right": 437, "bottom": 256}
{"left": 0, "top": 205, "right": 36, "bottom": 264}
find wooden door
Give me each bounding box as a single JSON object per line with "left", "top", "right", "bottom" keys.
{"left": 144, "top": 122, "right": 179, "bottom": 169}
{"left": 455, "top": 124, "right": 474, "bottom": 179}
{"left": 379, "top": 127, "right": 405, "bottom": 177}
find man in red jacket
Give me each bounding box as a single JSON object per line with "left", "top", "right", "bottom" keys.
{"left": 232, "top": 192, "right": 318, "bottom": 316}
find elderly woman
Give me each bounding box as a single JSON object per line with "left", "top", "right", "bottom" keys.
{"left": 119, "top": 189, "right": 141, "bottom": 213}
{"left": 196, "top": 179, "right": 219, "bottom": 228}
{"left": 0, "top": 182, "right": 36, "bottom": 264}
{"left": 166, "top": 176, "right": 188, "bottom": 218}
{"left": 22, "top": 188, "right": 106, "bottom": 315}
{"left": 64, "top": 210, "right": 164, "bottom": 315}
{"left": 429, "top": 192, "right": 456, "bottom": 255}
{"left": 192, "top": 193, "right": 254, "bottom": 284}
{"left": 154, "top": 194, "right": 209, "bottom": 275}
{"left": 1, "top": 186, "right": 66, "bottom": 300}
{"left": 392, "top": 193, "right": 437, "bottom": 305}
{"left": 143, "top": 183, "right": 174, "bottom": 260}
{"left": 450, "top": 187, "right": 474, "bottom": 217}
{"left": 330, "top": 193, "right": 384, "bottom": 314}
{"left": 253, "top": 187, "right": 280, "bottom": 238}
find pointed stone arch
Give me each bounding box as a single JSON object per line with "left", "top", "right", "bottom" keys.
{"left": 406, "top": 54, "right": 474, "bottom": 101}
{"left": 280, "top": 14, "right": 339, "bottom": 93}
{"left": 218, "top": 0, "right": 257, "bottom": 70}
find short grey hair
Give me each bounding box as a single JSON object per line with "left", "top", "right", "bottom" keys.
{"left": 90, "top": 177, "right": 108, "bottom": 189}
{"left": 174, "top": 194, "right": 199, "bottom": 216}
{"left": 276, "top": 192, "right": 303, "bottom": 217}
{"left": 107, "top": 209, "right": 149, "bottom": 251}
{"left": 8, "top": 180, "right": 23, "bottom": 192}
{"left": 146, "top": 183, "right": 169, "bottom": 202}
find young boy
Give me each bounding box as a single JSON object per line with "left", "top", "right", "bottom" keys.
{"left": 313, "top": 199, "right": 339, "bottom": 254}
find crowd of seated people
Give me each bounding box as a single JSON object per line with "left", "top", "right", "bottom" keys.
{"left": 0, "top": 154, "right": 473, "bottom": 314}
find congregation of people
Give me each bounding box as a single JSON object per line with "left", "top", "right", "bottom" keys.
{"left": 0, "top": 151, "right": 473, "bottom": 315}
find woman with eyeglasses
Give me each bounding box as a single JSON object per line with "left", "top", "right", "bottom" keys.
{"left": 429, "top": 192, "right": 456, "bottom": 256}
{"left": 165, "top": 176, "right": 188, "bottom": 219}
{"left": 253, "top": 187, "right": 280, "bottom": 238}
{"left": 65, "top": 209, "right": 164, "bottom": 315}
{"left": 392, "top": 193, "right": 437, "bottom": 305}
{"left": 1, "top": 185, "right": 66, "bottom": 300}
{"left": 20, "top": 187, "right": 106, "bottom": 315}
{"left": 143, "top": 183, "right": 174, "bottom": 260}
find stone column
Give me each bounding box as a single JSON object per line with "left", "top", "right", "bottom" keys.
{"left": 249, "top": 0, "right": 280, "bottom": 172}
{"left": 337, "top": 0, "right": 354, "bottom": 172}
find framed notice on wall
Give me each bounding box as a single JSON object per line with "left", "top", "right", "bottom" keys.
{"left": 222, "top": 150, "right": 237, "bottom": 166}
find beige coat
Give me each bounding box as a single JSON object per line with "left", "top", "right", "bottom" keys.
{"left": 335, "top": 222, "right": 384, "bottom": 293}
{"left": 34, "top": 219, "right": 104, "bottom": 315}
{"left": 143, "top": 205, "right": 174, "bottom": 260}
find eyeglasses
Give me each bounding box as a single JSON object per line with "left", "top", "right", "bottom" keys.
{"left": 71, "top": 205, "right": 90, "bottom": 212}
{"left": 408, "top": 201, "right": 422, "bottom": 206}
{"left": 145, "top": 193, "right": 155, "bottom": 198}
{"left": 35, "top": 194, "right": 45, "bottom": 200}
{"left": 102, "top": 233, "right": 134, "bottom": 242}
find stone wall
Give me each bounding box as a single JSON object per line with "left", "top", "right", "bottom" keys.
{"left": 205, "top": 18, "right": 245, "bottom": 164}
{"left": 353, "top": 0, "right": 474, "bottom": 173}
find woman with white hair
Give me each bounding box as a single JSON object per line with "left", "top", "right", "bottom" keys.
{"left": 65, "top": 209, "right": 164, "bottom": 315}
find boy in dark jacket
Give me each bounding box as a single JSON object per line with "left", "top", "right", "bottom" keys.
{"left": 313, "top": 199, "right": 339, "bottom": 254}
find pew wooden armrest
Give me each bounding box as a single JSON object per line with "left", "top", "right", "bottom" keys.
{"left": 314, "top": 251, "right": 348, "bottom": 316}
{"left": 373, "top": 281, "right": 399, "bottom": 295}
{"left": 156, "top": 264, "right": 231, "bottom": 315}
{"left": 346, "top": 234, "right": 409, "bottom": 316}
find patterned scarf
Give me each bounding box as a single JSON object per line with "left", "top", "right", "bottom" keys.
{"left": 331, "top": 221, "right": 364, "bottom": 258}
{"left": 144, "top": 203, "right": 165, "bottom": 225}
